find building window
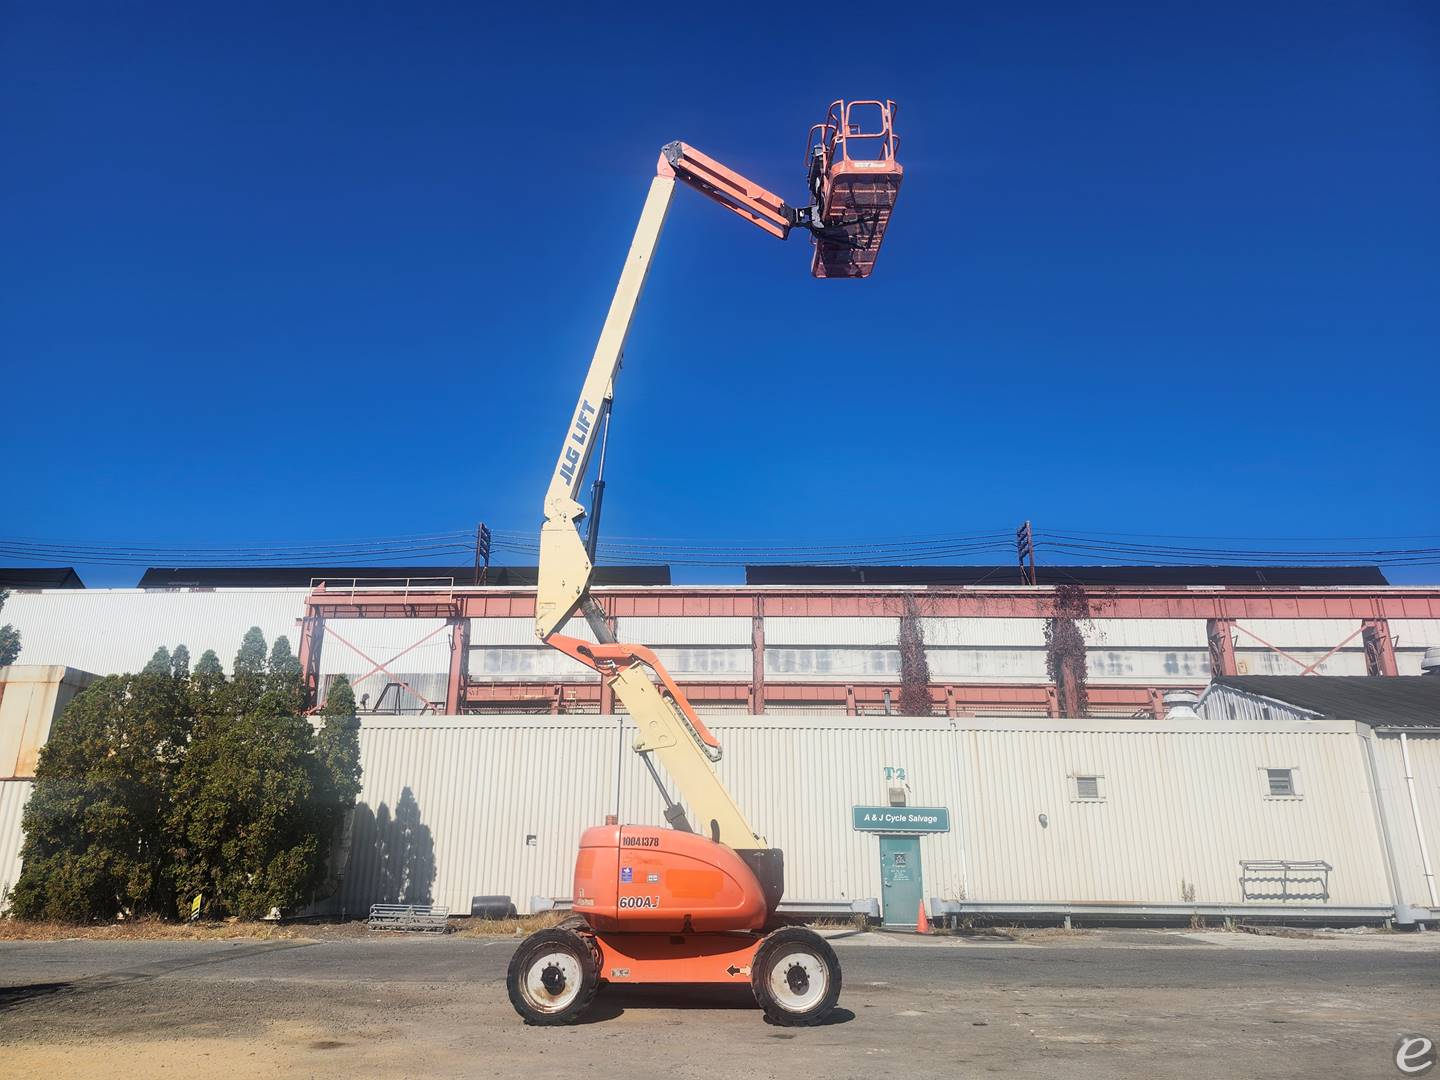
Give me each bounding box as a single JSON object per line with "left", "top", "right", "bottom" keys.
{"left": 1073, "top": 774, "right": 1103, "bottom": 801}
{"left": 1163, "top": 651, "right": 1212, "bottom": 676}
{"left": 1091, "top": 652, "right": 1134, "bottom": 676}
{"left": 765, "top": 647, "right": 901, "bottom": 678}
{"left": 1265, "top": 768, "right": 1298, "bottom": 798}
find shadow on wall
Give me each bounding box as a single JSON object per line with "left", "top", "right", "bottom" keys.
{"left": 346, "top": 787, "right": 438, "bottom": 907}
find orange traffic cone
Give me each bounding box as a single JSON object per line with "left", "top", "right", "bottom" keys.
{"left": 916, "top": 900, "right": 931, "bottom": 935}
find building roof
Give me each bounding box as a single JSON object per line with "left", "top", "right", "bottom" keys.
{"left": 1210, "top": 675, "right": 1440, "bottom": 727}
{"left": 0, "top": 567, "right": 86, "bottom": 590}
{"left": 136, "top": 565, "right": 671, "bottom": 588}
{"left": 745, "top": 564, "right": 1391, "bottom": 586}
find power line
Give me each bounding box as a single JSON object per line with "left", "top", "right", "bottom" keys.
{"left": 4, "top": 525, "right": 1440, "bottom": 569}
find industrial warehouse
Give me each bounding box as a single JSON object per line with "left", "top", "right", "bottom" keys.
{"left": 3, "top": 562, "right": 1438, "bottom": 929}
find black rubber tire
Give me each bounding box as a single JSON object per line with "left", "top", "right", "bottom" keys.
{"left": 506, "top": 927, "right": 601, "bottom": 1025}
{"left": 750, "top": 926, "right": 842, "bottom": 1026}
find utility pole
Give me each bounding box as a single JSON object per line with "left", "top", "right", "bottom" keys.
{"left": 474, "top": 522, "right": 492, "bottom": 586}
{"left": 1016, "top": 520, "right": 1037, "bottom": 586}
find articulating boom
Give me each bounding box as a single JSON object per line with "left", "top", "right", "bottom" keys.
{"left": 534, "top": 104, "right": 902, "bottom": 852}
{"left": 509, "top": 101, "right": 900, "bottom": 1030}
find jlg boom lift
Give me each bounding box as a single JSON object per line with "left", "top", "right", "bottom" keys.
{"left": 506, "top": 100, "right": 903, "bottom": 1026}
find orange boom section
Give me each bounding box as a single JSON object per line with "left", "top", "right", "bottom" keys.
{"left": 573, "top": 825, "right": 769, "bottom": 934}
{"left": 806, "top": 99, "right": 903, "bottom": 278}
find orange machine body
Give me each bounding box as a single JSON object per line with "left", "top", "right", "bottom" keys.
{"left": 573, "top": 825, "right": 768, "bottom": 934}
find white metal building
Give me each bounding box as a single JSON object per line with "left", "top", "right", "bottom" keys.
{"left": 1198, "top": 675, "right": 1440, "bottom": 922}
{"left": 314, "top": 711, "right": 1414, "bottom": 926}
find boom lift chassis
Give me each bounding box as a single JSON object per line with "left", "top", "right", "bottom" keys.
{"left": 508, "top": 101, "right": 902, "bottom": 1026}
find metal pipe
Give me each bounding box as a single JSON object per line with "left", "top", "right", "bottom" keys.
{"left": 639, "top": 751, "right": 693, "bottom": 833}
{"left": 580, "top": 597, "right": 616, "bottom": 645}
{"left": 1358, "top": 728, "right": 1408, "bottom": 920}
{"left": 584, "top": 396, "right": 614, "bottom": 563}
{"left": 1400, "top": 731, "right": 1440, "bottom": 907}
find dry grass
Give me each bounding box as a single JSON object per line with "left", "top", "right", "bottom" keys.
{"left": 801, "top": 915, "right": 872, "bottom": 932}
{"left": 453, "top": 912, "right": 570, "bottom": 938}
{"left": 0, "top": 916, "right": 369, "bottom": 942}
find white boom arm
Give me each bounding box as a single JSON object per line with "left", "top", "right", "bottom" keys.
{"left": 536, "top": 175, "right": 675, "bottom": 640}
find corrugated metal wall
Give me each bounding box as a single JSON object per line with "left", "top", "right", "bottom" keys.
{"left": 0, "top": 714, "right": 1407, "bottom": 918}
{"left": 1368, "top": 731, "right": 1440, "bottom": 913}
{"left": 1, "top": 588, "right": 307, "bottom": 674}
{"left": 0, "top": 667, "right": 98, "bottom": 779}
{"left": 1196, "top": 684, "right": 1318, "bottom": 724}
{"left": 0, "top": 780, "right": 32, "bottom": 910}
{"left": 1393, "top": 620, "right": 1440, "bottom": 675}
{"left": 318, "top": 618, "right": 450, "bottom": 675}
{"left": 326, "top": 717, "right": 668, "bottom": 915}
{"left": 953, "top": 721, "right": 1389, "bottom": 906}
{"left": 712, "top": 718, "right": 966, "bottom": 903}
{"left": 1234, "top": 618, "right": 1368, "bottom": 676}
{"left": 324, "top": 714, "right": 1396, "bottom": 915}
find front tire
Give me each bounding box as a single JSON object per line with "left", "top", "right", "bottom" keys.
{"left": 506, "top": 927, "right": 600, "bottom": 1025}
{"left": 750, "top": 927, "right": 842, "bottom": 1026}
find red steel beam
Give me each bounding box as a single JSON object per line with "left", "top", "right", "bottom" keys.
{"left": 1362, "top": 618, "right": 1399, "bottom": 677}
{"left": 305, "top": 585, "right": 1440, "bottom": 623}
{"left": 446, "top": 616, "right": 469, "bottom": 714}
{"left": 460, "top": 680, "right": 1183, "bottom": 713}
{"left": 751, "top": 599, "right": 766, "bottom": 712}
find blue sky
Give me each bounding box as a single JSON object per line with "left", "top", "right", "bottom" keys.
{"left": 2, "top": 3, "right": 1437, "bottom": 586}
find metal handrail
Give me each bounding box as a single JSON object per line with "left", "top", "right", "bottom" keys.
{"left": 808, "top": 100, "right": 899, "bottom": 169}
{"left": 309, "top": 576, "right": 457, "bottom": 597}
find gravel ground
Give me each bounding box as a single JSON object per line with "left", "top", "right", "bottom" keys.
{"left": 1, "top": 928, "right": 1437, "bottom": 1079}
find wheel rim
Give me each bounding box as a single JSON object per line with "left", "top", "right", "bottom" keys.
{"left": 521, "top": 949, "right": 582, "bottom": 1013}
{"left": 767, "top": 948, "right": 828, "bottom": 1013}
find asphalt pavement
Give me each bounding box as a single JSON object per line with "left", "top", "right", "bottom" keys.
{"left": 1, "top": 928, "right": 1437, "bottom": 1079}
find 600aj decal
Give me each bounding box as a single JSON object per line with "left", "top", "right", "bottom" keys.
{"left": 618, "top": 896, "right": 660, "bottom": 909}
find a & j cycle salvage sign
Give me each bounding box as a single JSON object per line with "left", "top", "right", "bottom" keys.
{"left": 852, "top": 806, "right": 950, "bottom": 833}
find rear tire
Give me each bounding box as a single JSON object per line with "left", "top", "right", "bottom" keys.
{"left": 750, "top": 926, "right": 842, "bottom": 1026}
{"left": 507, "top": 927, "right": 600, "bottom": 1025}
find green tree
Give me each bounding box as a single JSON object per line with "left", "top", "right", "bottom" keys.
{"left": 0, "top": 589, "right": 21, "bottom": 666}
{"left": 14, "top": 627, "right": 359, "bottom": 923}
{"left": 314, "top": 675, "right": 364, "bottom": 898}
{"left": 188, "top": 650, "right": 227, "bottom": 742}
{"left": 10, "top": 666, "right": 190, "bottom": 921}
{"left": 267, "top": 635, "right": 303, "bottom": 710}
{"left": 194, "top": 649, "right": 224, "bottom": 681}
{"left": 169, "top": 630, "right": 343, "bottom": 918}
{"left": 229, "top": 626, "right": 269, "bottom": 710}
{"left": 234, "top": 627, "right": 267, "bottom": 675}
{"left": 318, "top": 675, "right": 363, "bottom": 808}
